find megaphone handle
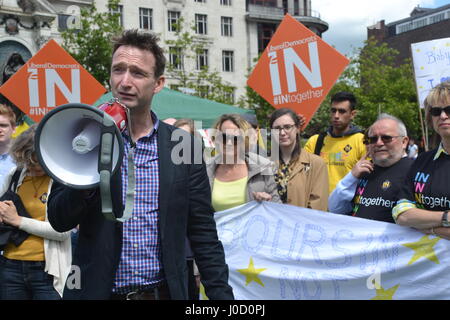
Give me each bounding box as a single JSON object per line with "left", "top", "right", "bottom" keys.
{"left": 117, "top": 147, "right": 135, "bottom": 222}
{"left": 100, "top": 169, "right": 115, "bottom": 221}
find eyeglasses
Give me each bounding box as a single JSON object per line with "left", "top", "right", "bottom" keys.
{"left": 272, "top": 124, "right": 296, "bottom": 132}
{"left": 330, "top": 108, "right": 348, "bottom": 114}
{"left": 366, "top": 135, "right": 403, "bottom": 144}
{"left": 215, "top": 133, "right": 243, "bottom": 145}
{"left": 429, "top": 106, "right": 450, "bottom": 117}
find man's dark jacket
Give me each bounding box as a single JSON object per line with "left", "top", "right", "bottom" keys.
{"left": 47, "top": 122, "right": 233, "bottom": 300}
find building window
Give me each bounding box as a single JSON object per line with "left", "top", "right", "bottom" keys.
{"left": 294, "top": 0, "right": 299, "bottom": 15}
{"left": 196, "top": 49, "right": 208, "bottom": 70}
{"left": 221, "top": 17, "right": 233, "bottom": 37}
{"left": 195, "top": 0, "right": 206, "bottom": 2}
{"left": 220, "top": 0, "right": 231, "bottom": 5}
{"left": 110, "top": 5, "right": 123, "bottom": 26}
{"left": 58, "top": 14, "right": 70, "bottom": 31}
{"left": 169, "top": 47, "right": 183, "bottom": 70}
{"left": 222, "top": 50, "right": 234, "bottom": 72}
{"left": 139, "top": 8, "right": 152, "bottom": 30}
{"left": 223, "top": 87, "right": 235, "bottom": 103}
{"left": 429, "top": 12, "right": 445, "bottom": 24}
{"left": 258, "top": 23, "right": 276, "bottom": 53}
{"left": 249, "top": 0, "right": 277, "bottom": 7}
{"left": 168, "top": 11, "right": 181, "bottom": 32}
{"left": 195, "top": 14, "right": 208, "bottom": 35}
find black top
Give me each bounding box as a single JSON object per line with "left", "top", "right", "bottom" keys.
{"left": 351, "top": 157, "right": 413, "bottom": 223}
{"left": 397, "top": 148, "right": 450, "bottom": 211}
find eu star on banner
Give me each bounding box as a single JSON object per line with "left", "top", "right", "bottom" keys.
{"left": 213, "top": 201, "right": 450, "bottom": 300}
{"left": 0, "top": 39, "right": 106, "bottom": 123}
{"left": 247, "top": 14, "right": 349, "bottom": 127}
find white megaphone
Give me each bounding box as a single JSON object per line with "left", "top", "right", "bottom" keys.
{"left": 35, "top": 100, "right": 131, "bottom": 221}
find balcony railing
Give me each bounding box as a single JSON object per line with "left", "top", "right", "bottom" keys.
{"left": 247, "top": 4, "right": 285, "bottom": 20}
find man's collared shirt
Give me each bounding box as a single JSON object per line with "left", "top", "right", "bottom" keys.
{"left": 433, "top": 142, "right": 449, "bottom": 160}
{"left": 113, "top": 112, "right": 163, "bottom": 293}
{"left": 0, "top": 153, "right": 16, "bottom": 186}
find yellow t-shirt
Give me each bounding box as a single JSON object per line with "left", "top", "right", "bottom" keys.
{"left": 304, "top": 132, "right": 366, "bottom": 194}
{"left": 4, "top": 175, "right": 50, "bottom": 261}
{"left": 211, "top": 176, "right": 247, "bottom": 212}
{"left": 11, "top": 121, "right": 30, "bottom": 139}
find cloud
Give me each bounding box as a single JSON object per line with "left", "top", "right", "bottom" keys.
{"left": 313, "top": 0, "right": 439, "bottom": 57}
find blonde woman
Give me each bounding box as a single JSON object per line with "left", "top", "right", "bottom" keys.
{"left": 393, "top": 82, "right": 450, "bottom": 240}
{"left": 207, "top": 114, "right": 280, "bottom": 212}
{"left": 0, "top": 125, "right": 71, "bottom": 299}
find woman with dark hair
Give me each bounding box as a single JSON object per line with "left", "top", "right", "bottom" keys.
{"left": 393, "top": 82, "right": 450, "bottom": 239}
{"left": 0, "top": 124, "right": 72, "bottom": 299}
{"left": 270, "top": 108, "right": 329, "bottom": 211}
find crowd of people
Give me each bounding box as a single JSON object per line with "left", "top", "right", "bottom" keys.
{"left": 0, "top": 29, "right": 449, "bottom": 300}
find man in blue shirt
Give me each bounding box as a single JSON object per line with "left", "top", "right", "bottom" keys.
{"left": 47, "top": 30, "right": 233, "bottom": 300}
{"left": 0, "top": 104, "right": 16, "bottom": 186}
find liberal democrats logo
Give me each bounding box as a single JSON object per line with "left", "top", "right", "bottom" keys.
{"left": 381, "top": 180, "right": 391, "bottom": 190}
{"left": 344, "top": 144, "right": 352, "bottom": 153}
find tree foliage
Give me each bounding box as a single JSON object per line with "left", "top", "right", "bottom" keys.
{"left": 165, "top": 19, "right": 236, "bottom": 105}
{"left": 60, "top": 0, "right": 123, "bottom": 88}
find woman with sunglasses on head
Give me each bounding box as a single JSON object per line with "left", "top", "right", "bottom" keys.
{"left": 393, "top": 82, "right": 450, "bottom": 240}
{"left": 207, "top": 114, "right": 280, "bottom": 213}
{"left": 0, "top": 125, "right": 72, "bottom": 300}
{"left": 270, "top": 108, "right": 329, "bottom": 211}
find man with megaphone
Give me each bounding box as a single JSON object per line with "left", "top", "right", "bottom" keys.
{"left": 43, "top": 30, "right": 234, "bottom": 300}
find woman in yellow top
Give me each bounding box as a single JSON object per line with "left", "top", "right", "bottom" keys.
{"left": 206, "top": 114, "right": 280, "bottom": 212}
{"left": 0, "top": 125, "right": 72, "bottom": 300}
{"left": 270, "top": 108, "right": 329, "bottom": 211}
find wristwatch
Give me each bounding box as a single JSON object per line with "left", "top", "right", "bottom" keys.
{"left": 442, "top": 210, "right": 450, "bottom": 227}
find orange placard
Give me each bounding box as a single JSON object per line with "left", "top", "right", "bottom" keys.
{"left": 247, "top": 14, "right": 350, "bottom": 126}
{"left": 0, "top": 39, "right": 106, "bottom": 123}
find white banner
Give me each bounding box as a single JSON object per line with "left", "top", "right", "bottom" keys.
{"left": 411, "top": 37, "right": 450, "bottom": 108}
{"left": 211, "top": 201, "right": 450, "bottom": 300}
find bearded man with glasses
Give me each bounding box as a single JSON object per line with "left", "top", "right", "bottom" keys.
{"left": 304, "top": 92, "right": 366, "bottom": 194}
{"left": 329, "top": 114, "right": 412, "bottom": 223}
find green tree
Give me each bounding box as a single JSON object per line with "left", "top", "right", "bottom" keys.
{"left": 61, "top": 0, "right": 123, "bottom": 88}
{"left": 354, "top": 38, "right": 419, "bottom": 138}
{"left": 165, "top": 19, "right": 236, "bottom": 105}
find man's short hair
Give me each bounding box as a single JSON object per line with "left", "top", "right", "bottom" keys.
{"left": 0, "top": 104, "right": 16, "bottom": 127}
{"left": 331, "top": 91, "right": 357, "bottom": 110}
{"left": 369, "top": 113, "right": 408, "bottom": 137}
{"left": 112, "top": 29, "right": 166, "bottom": 78}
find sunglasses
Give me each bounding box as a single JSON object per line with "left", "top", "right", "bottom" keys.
{"left": 429, "top": 106, "right": 450, "bottom": 117}
{"left": 216, "top": 133, "right": 243, "bottom": 145}
{"left": 330, "top": 108, "right": 348, "bottom": 114}
{"left": 366, "top": 135, "right": 403, "bottom": 144}
{"left": 272, "top": 124, "right": 296, "bottom": 132}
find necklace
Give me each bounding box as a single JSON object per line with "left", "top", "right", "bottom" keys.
{"left": 30, "top": 176, "right": 47, "bottom": 198}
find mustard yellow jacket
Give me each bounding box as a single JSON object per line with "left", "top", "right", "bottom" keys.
{"left": 282, "top": 150, "right": 329, "bottom": 211}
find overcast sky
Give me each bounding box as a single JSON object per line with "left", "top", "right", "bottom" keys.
{"left": 313, "top": 0, "right": 449, "bottom": 57}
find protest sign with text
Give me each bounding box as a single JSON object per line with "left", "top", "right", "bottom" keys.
{"left": 247, "top": 14, "right": 349, "bottom": 126}
{"left": 0, "top": 40, "right": 106, "bottom": 123}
